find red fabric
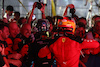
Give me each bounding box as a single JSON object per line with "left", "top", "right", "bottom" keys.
{"left": 38, "top": 36, "right": 99, "bottom": 67}
{"left": 5, "top": 38, "right": 14, "bottom": 55}
{"left": 90, "top": 47, "right": 100, "bottom": 55}
{"left": 32, "top": 63, "right": 34, "bottom": 67}
{"left": 63, "top": 4, "right": 75, "bottom": 16}
{"left": 49, "top": 37, "right": 99, "bottom": 67}
{"left": 5, "top": 38, "right": 13, "bottom": 45}
{"left": 83, "top": 33, "right": 100, "bottom": 55}
{"left": 38, "top": 46, "right": 51, "bottom": 58}
{"left": 4, "top": 47, "right": 13, "bottom": 55}
{"left": 13, "top": 38, "right": 22, "bottom": 51}
{"left": 83, "top": 49, "right": 90, "bottom": 54}
{"left": 19, "top": 44, "right": 29, "bottom": 57}
{"left": 81, "top": 55, "right": 90, "bottom": 63}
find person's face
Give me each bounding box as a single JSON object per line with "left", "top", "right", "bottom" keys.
{"left": 1, "top": 26, "right": 9, "bottom": 40}
{"left": 21, "top": 24, "right": 31, "bottom": 38}
{"left": 94, "top": 22, "right": 100, "bottom": 34}
{"left": 6, "top": 10, "right": 13, "bottom": 16}
{"left": 9, "top": 23, "right": 20, "bottom": 38}
{"left": 75, "top": 27, "right": 85, "bottom": 38}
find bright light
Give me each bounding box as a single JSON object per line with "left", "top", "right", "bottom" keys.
{"left": 59, "top": 7, "right": 62, "bottom": 10}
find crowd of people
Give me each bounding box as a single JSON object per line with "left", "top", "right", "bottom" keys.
{"left": 0, "top": 2, "right": 100, "bottom": 67}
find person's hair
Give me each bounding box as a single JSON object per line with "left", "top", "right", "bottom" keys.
{"left": 6, "top": 5, "right": 14, "bottom": 11}
{"left": 0, "top": 21, "right": 8, "bottom": 30}
{"left": 14, "top": 11, "right": 20, "bottom": 17}
{"left": 18, "top": 17, "right": 25, "bottom": 25}
{"left": 76, "top": 22, "right": 85, "bottom": 29}
{"left": 94, "top": 20, "right": 100, "bottom": 27}
{"left": 92, "top": 15, "right": 100, "bottom": 20}
{"left": 78, "top": 17, "right": 86, "bottom": 21}
{"left": 72, "top": 14, "right": 79, "bottom": 22}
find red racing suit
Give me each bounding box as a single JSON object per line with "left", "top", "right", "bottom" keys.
{"left": 38, "top": 36, "right": 99, "bottom": 67}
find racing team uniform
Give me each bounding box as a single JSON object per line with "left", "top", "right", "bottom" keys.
{"left": 38, "top": 34, "right": 99, "bottom": 67}
{"left": 81, "top": 31, "right": 100, "bottom": 67}
{"left": 0, "top": 40, "right": 7, "bottom": 67}
{"left": 27, "top": 32, "right": 55, "bottom": 67}
{"left": 13, "top": 34, "right": 33, "bottom": 67}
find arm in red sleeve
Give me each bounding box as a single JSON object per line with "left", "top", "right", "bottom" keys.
{"left": 80, "top": 39, "right": 99, "bottom": 49}
{"left": 63, "top": 4, "right": 75, "bottom": 16}
{"left": 38, "top": 45, "right": 51, "bottom": 58}
{"left": 27, "top": 2, "right": 37, "bottom": 25}
{"left": 13, "top": 38, "right": 22, "bottom": 51}
{"left": 63, "top": 6, "right": 68, "bottom": 16}
{"left": 39, "top": 3, "right": 46, "bottom": 19}
{"left": 90, "top": 47, "right": 100, "bottom": 55}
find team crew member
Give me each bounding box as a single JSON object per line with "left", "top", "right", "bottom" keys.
{"left": 38, "top": 17, "right": 99, "bottom": 67}
{"left": 3, "top": 5, "right": 14, "bottom": 23}
{"left": 0, "top": 21, "right": 10, "bottom": 67}
{"left": 83, "top": 20, "right": 100, "bottom": 67}
{"left": 13, "top": 23, "right": 33, "bottom": 67}
{"left": 27, "top": 19, "right": 54, "bottom": 67}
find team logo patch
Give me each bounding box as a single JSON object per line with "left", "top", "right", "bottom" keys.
{"left": 62, "top": 38, "right": 66, "bottom": 43}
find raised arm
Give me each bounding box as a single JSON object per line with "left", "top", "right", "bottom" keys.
{"left": 81, "top": 32, "right": 99, "bottom": 49}
{"left": 63, "top": 4, "right": 75, "bottom": 16}
{"left": 39, "top": 3, "right": 46, "bottom": 19}
{"left": 27, "top": 2, "right": 37, "bottom": 25}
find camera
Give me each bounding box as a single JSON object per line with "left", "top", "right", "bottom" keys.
{"left": 36, "top": 2, "right": 43, "bottom": 9}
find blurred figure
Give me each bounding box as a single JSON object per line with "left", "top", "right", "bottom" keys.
{"left": 18, "top": 17, "right": 27, "bottom": 27}
{"left": 75, "top": 22, "right": 87, "bottom": 67}
{"left": 46, "top": 16, "right": 54, "bottom": 38}
{"left": 9, "top": 22, "right": 20, "bottom": 40}
{"left": 63, "top": 4, "right": 79, "bottom": 23}
{"left": 20, "top": 23, "right": 31, "bottom": 38}
{"left": 77, "top": 17, "right": 87, "bottom": 27}
{"left": 11, "top": 11, "right": 20, "bottom": 23}
{"left": 82, "top": 21, "right": 100, "bottom": 67}
{"left": 75, "top": 22, "right": 86, "bottom": 38}
{"left": 13, "top": 23, "right": 32, "bottom": 52}
{"left": 63, "top": 4, "right": 75, "bottom": 17}
{"left": 27, "top": 2, "right": 37, "bottom": 25}
{"left": 91, "top": 15, "right": 100, "bottom": 27}
{"left": 38, "top": 17, "right": 99, "bottom": 67}
{"left": 4, "top": 22, "right": 22, "bottom": 67}
{"left": 3, "top": 5, "right": 14, "bottom": 23}
{"left": 27, "top": 2, "right": 46, "bottom": 25}
{"left": 13, "top": 23, "right": 33, "bottom": 67}
{"left": 0, "top": 21, "right": 10, "bottom": 67}
{"left": 88, "top": 15, "right": 100, "bottom": 32}
{"left": 28, "top": 19, "right": 54, "bottom": 67}
{"left": 5, "top": 38, "right": 13, "bottom": 55}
